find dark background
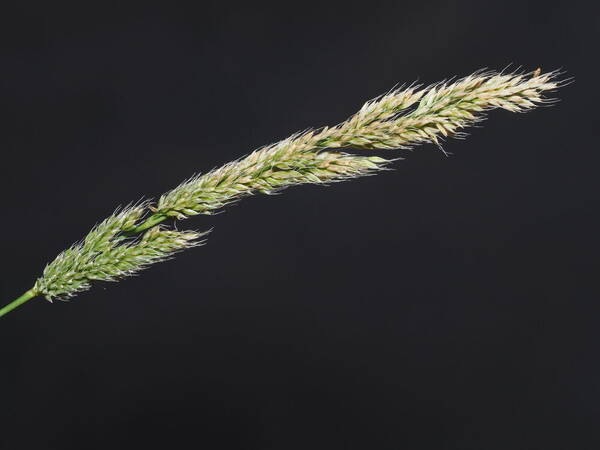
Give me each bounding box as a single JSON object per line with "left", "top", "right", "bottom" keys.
{"left": 1, "top": 1, "right": 598, "bottom": 449}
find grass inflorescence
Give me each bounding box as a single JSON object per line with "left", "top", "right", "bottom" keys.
{"left": 0, "top": 68, "right": 564, "bottom": 317}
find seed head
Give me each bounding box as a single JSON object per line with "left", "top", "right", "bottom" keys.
{"left": 34, "top": 206, "right": 207, "bottom": 301}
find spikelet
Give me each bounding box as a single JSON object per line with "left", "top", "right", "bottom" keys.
{"left": 156, "top": 69, "right": 560, "bottom": 219}
{"left": 323, "top": 69, "right": 561, "bottom": 150}
{"left": 33, "top": 206, "right": 206, "bottom": 301}
{"left": 157, "top": 151, "right": 391, "bottom": 218}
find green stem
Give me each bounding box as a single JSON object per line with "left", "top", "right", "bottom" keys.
{"left": 123, "top": 213, "right": 169, "bottom": 235}
{"left": 0, "top": 289, "right": 38, "bottom": 319}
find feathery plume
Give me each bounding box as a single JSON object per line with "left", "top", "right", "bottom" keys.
{"left": 155, "top": 69, "right": 560, "bottom": 219}
{"left": 0, "top": 67, "right": 564, "bottom": 317}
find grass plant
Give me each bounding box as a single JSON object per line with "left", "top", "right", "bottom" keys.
{"left": 0, "top": 68, "right": 563, "bottom": 318}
